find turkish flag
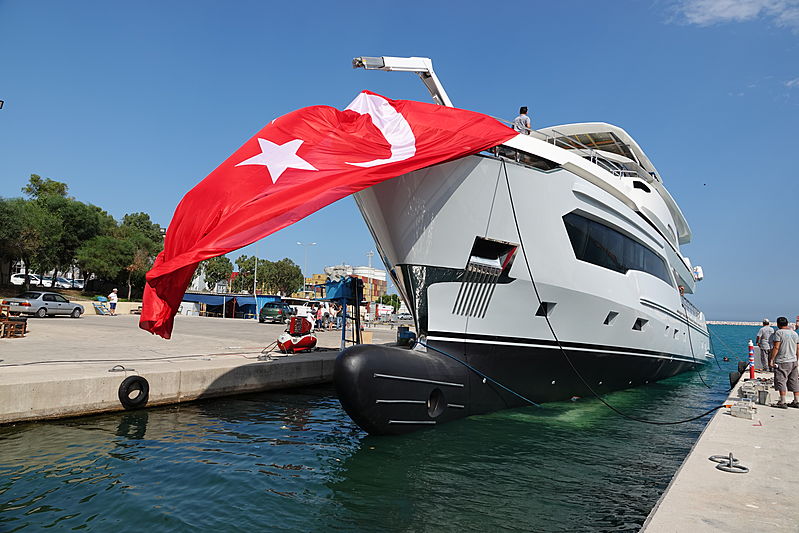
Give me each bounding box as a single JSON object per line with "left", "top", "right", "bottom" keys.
{"left": 140, "top": 91, "right": 516, "bottom": 338}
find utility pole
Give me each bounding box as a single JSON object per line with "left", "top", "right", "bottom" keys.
{"left": 297, "top": 242, "right": 317, "bottom": 296}
{"left": 365, "top": 250, "right": 376, "bottom": 320}
{"left": 253, "top": 243, "right": 259, "bottom": 320}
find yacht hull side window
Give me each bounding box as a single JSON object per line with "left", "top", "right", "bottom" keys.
{"left": 563, "top": 212, "right": 672, "bottom": 286}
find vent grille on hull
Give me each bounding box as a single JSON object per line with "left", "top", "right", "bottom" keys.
{"left": 452, "top": 258, "right": 503, "bottom": 318}
{"left": 452, "top": 237, "right": 517, "bottom": 319}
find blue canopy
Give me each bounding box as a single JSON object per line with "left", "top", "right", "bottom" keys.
{"left": 181, "top": 293, "right": 280, "bottom": 312}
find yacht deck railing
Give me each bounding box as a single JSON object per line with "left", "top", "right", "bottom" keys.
{"left": 681, "top": 296, "right": 703, "bottom": 322}
{"left": 493, "top": 117, "right": 645, "bottom": 181}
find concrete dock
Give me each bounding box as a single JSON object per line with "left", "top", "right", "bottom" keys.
{"left": 0, "top": 314, "right": 398, "bottom": 424}
{"left": 642, "top": 370, "right": 799, "bottom": 532}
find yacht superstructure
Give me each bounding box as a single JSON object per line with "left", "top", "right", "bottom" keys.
{"left": 335, "top": 56, "right": 708, "bottom": 435}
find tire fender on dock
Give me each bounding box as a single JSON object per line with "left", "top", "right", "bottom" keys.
{"left": 118, "top": 376, "right": 149, "bottom": 409}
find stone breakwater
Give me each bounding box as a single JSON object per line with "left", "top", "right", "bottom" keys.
{"left": 707, "top": 320, "right": 797, "bottom": 326}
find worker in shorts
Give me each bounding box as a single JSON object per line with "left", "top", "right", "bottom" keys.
{"left": 108, "top": 288, "right": 119, "bottom": 316}
{"left": 768, "top": 316, "right": 799, "bottom": 408}
{"left": 756, "top": 319, "right": 774, "bottom": 370}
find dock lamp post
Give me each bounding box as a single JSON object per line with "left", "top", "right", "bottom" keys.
{"left": 297, "top": 242, "right": 316, "bottom": 296}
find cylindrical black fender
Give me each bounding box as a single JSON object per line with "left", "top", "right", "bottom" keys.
{"left": 118, "top": 376, "right": 149, "bottom": 409}
{"left": 729, "top": 371, "right": 742, "bottom": 390}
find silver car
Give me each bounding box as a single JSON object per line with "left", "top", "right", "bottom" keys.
{"left": 2, "top": 291, "right": 84, "bottom": 318}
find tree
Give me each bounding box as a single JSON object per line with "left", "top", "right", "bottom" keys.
{"left": 379, "top": 293, "right": 400, "bottom": 312}
{"left": 34, "top": 195, "right": 115, "bottom": 282}
{"left": 263, "top": 258, "right": 303, "bottom": 295}
{"left": 125, "top": 249, "right": 151, "bottom": 299}
{"left": 232, "top": 255, "right": 255, "bottom": 293}
{"left": 0, "top": 198, "right": 60, "bottom": 288}
{"left": 21, "top": 174, "right": 68, "bottom": 199}
{"left": 230, "top": 256, "right": 302, "bottom": 295}
{"left": 202, "top": 256, "right": 233, "bottom": 291}
{"left": 122, "top": 212, "right": 163, "bottom": 243}
{"left": 75, "top": 235, "right": 135, "bottom": 284}
{"left": 116, "top": 213, "right": 163, "bottom": 298}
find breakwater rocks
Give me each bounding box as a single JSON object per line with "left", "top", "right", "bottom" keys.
{"left": 707, "top": 321, "right": 797, "bottom": 326}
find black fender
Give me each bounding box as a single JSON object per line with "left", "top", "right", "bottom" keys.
{"left": 118, "top": 376, "right": 149, "bottom": 409}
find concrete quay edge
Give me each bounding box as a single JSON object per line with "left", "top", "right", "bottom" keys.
{"left": 641, "top": 370, "right": 799, "bottom": 532}
{"left": 0, "top": 352, "right": 337, "bottom": 424}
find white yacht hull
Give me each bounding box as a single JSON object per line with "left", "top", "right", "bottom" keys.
{"left": 335, "top": 152, "right": 709, "bottom": 434}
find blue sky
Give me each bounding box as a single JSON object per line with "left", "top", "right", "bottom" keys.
{"left": 1, "top": 0, "right": 797, "bottom": 320}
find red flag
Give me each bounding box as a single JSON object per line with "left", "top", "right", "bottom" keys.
{"left": 140, "top": 91, "right": 516, "bottom": 338}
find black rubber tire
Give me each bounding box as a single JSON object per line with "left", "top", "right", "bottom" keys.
{"left": 259, "top": 317, "right": 265, "bottom": 323}
{"left": 35, "top": 307, "right": 47, "bottom": 318}
{"left": 729, "top": 371, "right": 742, "bottom": 390}
{"left": 118, "top": 376, "right": 149, "bottom": 409}
{"left": 737, "top": 361, "right": 748, "bottom": 374}
{"left": 71, "top": 307, "right": 82, "bottom": 318}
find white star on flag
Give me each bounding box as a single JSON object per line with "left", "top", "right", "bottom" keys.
{"left": 236, "top": 138, "right": 317, "bottom": 183}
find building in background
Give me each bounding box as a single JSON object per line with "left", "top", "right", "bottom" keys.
{"left": 292, "top": 264, "right": 387, "bottom": 303}
{"left": 352, "top": 266, "right": 387, "bottom": 303}
{"left": 301, "top": 273, "right": 327, "bottom": 298}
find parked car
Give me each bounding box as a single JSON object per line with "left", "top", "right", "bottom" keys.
{"left": 395, "top": 313, "right": 413, "bottom": 322}
{"left": 9, "top": 273, "right": 41, "bottom": 286}
{"left": 2, "top": 291, "right": 84, "bottom": 318}
{"left": 51, "top": 277, "right": 73, "bottom": 289}
{"left": 40, "top": 276, "right": 54, "bottom": 287}
{"left": 69, "top": 278, "right": 85, "bottom": 289}
{"left": 259, "top": 302, "right": 296, "bottom": 323}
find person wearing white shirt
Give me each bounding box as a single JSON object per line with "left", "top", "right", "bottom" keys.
{"left": 108, "top": 288, "right": 119, "bottom": 316}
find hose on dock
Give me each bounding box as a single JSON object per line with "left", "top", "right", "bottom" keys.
{"left": 502, "top": 160, "right": 725, "bottom": 426}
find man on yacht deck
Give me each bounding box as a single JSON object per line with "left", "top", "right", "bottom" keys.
{"left": 512, "top": 106, "right": 531, "bottom": 134}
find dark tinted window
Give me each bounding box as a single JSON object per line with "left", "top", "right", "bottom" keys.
{"left": 17, "top": 292, "right": 42, "bottom": 299}
{"left": 54, "top": 294, "right": 69, "bottom": 303}
{"left": 564, "top": 213, "right": 672, "bottom": 286}
{"left": 43, "top": 294, "right": 56, "bottom": 301}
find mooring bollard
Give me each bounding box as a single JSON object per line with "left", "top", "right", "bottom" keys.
{"left": 748, "top": 340, "right": 755, "bottom": 378}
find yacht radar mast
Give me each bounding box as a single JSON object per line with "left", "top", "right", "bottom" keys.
{"left": 352, "top": 56, "right": 453, "bottom": 108}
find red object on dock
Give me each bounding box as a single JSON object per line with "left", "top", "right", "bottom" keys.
{"left": 748, "top": 340, "right": 755, "bottom": 378}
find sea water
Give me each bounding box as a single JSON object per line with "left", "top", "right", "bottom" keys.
{"left": 0, "top": 325, "right": 758, "bottom": 532}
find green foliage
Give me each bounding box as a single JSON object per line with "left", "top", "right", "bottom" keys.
{"left": 232, "top": 255, "right": 255, "bottom": 293}
{"left": 0, "top": 197, "right": 61, "bottom": 286}
{"left": 202, "top": 256, "right": 233, "bottom": 291}
{"left": 34, "top": 195, "right": 115, "bottom": 276}
{"left": 122, "top": 212, "right": 163, "bottom": 244}
{"left": 379, "top": 293, "right": 400, "bottom": 312}
{"left": 22, "top": 174, "right": 68, "bottom": 199}
{"left": 266, "top": 258, "right": 303, "bottom": 295}
{"left": 231, "top": 256, "right": 303, "bottom": 295}
{"left": 75, "top": 235, "right": 135, "bottom": 281}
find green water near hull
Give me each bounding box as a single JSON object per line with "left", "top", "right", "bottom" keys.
{"left": 0, "top": 325, "right": 758, "bottom": 532}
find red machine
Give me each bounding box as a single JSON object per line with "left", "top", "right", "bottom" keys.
{"left": 277, "top": 316, "right": 317, "bottom": 353}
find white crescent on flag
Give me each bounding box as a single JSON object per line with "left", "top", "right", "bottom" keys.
{"left": 345, "top": 92, "right": 416, "bottom": 167}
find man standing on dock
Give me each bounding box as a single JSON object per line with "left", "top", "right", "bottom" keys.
{"left": 756, "top": 319, "right": 774, "bottom": 370}
{"left": 768, "top": 316, "right": 799, "bottom": 408}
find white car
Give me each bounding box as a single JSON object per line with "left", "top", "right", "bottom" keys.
{"left": 10, "top": 273, "right": 41, "bottom": 286}
{"left": 52, "top": 277, "right": 73, "bottom": 289}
